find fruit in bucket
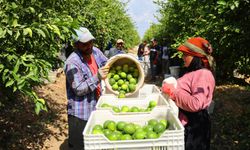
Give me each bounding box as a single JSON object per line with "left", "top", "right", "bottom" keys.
{"left": 107, "top": 63, "right": 140, "bottom": 98}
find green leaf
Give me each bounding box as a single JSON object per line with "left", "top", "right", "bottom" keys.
{"left": 11, "top": 2, "right": 18, "bottom": 9}
{"left": 0, "top": 28, "right": 6, "bottom": 38}
{"left": 17, "top": 80, "right": 26, "bottom": 90}
{"left": 7, "top": 29, "right": 12, "bottom": 36}
{"left": 37, "top": 98, "right": 45, "bottom": 105}
{"left": 51, "top": 25, "right": 61, "bottom": 36}
{"left": 29, "top": 7, "right": 35, "bottom": 13}
{"left": 15, "top": 31, "right": 20, "bottom": 40}
{"left": 23, "top": 28, "right": 32, "bottom": 37}
{"left": 35, "top": 28, "right": 46, "bottom": 38}
{"left": 38, "top": 13, "right": 42, "bottom": 18}
{"left": 35, "top": 102, "right": 41, "bottom": 115}
{"left": 12, "top": 19, "right": 19, "bottom": 27}
{"left": 217, "top": 1, "right": 226, "bottom": 6}
{"left": 13, "top": 60, "right": 20, "bottom": 74}
{"left": 6, "top": 80, "right": 14, "bottom": 87}
{"left": 0, "top": 64, "right": 4, "bottom": 72}
{"left": 13, "top": 86, "right": 17, "bottom": 92}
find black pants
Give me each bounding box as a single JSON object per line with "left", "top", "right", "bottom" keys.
{"left": 181, "top": 109, "right": 211, "bottom": 150}
{"left": 68, "top": 115, "right": 87, "bottom": 150}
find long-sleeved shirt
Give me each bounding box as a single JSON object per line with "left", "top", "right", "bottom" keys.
{"left": 171, "top": 69, "right": 215, "bottom": 125}
{"left": 64, "top": 47, "right": 108, "bottom": 121}
{"left": 108, "top": 47, "right": 125, "bottom": 58}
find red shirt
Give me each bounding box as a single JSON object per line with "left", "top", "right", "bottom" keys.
{"left": 83, "top": 54, "right": 101, "bottom": 99}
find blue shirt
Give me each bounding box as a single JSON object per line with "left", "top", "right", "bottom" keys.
{"left": 64, "top": 47, "right": 108, "bottom": 120}
{"left": 108, "top": 47, "right": 125, "bottom": 58}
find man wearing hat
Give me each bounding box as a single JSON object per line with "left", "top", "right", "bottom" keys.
{"left": 162, "top": 37, "right": 216, "bottom": 150}
{"left": 64, "top": 27, "right": 110, "bottom": 149}
{"left": 108, "top": 39, "right": 126, "bottom": 58}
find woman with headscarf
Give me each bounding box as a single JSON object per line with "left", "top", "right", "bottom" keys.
{"left": 162, "top": 37, "right": 216, "bottom": 150}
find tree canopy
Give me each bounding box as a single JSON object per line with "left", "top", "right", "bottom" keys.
{"left": 0, "top": 0, "right": 140, "bottom": 113}
{"left": 144, "top": 0, "right": 250, "bottom": 81}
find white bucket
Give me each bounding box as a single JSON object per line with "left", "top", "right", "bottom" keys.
{"left": 169, "top": 66, "right": 180, "bottom": 78}
{"left": 164, "top": 74, "right": 172, "bottom": 79}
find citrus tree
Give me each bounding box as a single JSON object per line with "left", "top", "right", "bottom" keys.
{"left": 145, "top": 0, "right": 250, "bottom": 80}
{"left": 0, "top": 0, "right": 139, "bottom": 114}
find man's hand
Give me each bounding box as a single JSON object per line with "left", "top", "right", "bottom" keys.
{"left": 98, "top": 65, "right": 110, "bottom": 80}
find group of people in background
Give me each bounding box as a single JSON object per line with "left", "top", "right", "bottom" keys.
{"left": 137, "top": 39, "right": 170, "bottom": 81}
{"left": 64, "top": 27, "right": 216, "bottom": 150}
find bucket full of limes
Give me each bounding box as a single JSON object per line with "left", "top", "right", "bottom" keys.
{"left": 104, "top": 54, "right": 145, "bottom": 98}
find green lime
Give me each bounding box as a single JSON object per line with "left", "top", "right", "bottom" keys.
{"left": 110, "top": 69, "right": 116, "bottom": 74}
{"left": 113, "top": 74, "right": 120, "bottom": 81}
{"left": 159, "top": 119, "right": 168, "bottom": 128}
{"left": 129, "top": 78, "right": 137, "bottom": 84}
{"left": 133, "top": 130, "right": 146, "bottom": 139}
{"left": 149, "top": 100, "right": 157, "bottom": 108}
{"left": 118, "top": 93, "right": 126, "bottom": 98}
{"left": 116, "top": 121, "right": 127, "bottom": 131}
{"left": 106, "top": 132, "right": 119, "bottom": 141}
{"left": 148, "top": 119, "right": 158, "bottom": 127}
{"left": 109, "top": 78, "right": 116, "bottom": 85}
{"left": 103, "top": 129, "right": 112, "bottom": 136}
{"left": 129, "top": 66, "right": 135, "bottom": 72}
{"left": 146, "top": 131, "right": 158, "bottom": 139}
{"left": 93, "top": 124, "right": 103, "bottom": 131}
{"left": 153, "top": 122, "right": 166, "bottom": 133}
{"left": 112, "top": 106, "right": 121, "bottom": 113}
{"left": 92, "top": 129, "right": 103, "bottom": 134}
{"left": 127, "top": 74, "right": 133, "bottom": 80}
{"left": 117, "top": 79, "right": 124, "bottom": 86}
{"left": 128, "top": 84, "right": 136, "bottom": 92}
{"left": 122, "top": 64, "right": 129, "bottom": 73}
{"left": 107, "top": 121, "right": 116, "bottom": 131}
{"left": 121, "top": 84, "right": 128, "bottom": 91}
{"left": 103, "top": 120, "right": 112, "bottom": 129}
{"left": 143, "top": 125, "right": 154, "bottom": 132}
{"left": 101, "top": 103, "right": 110, "bottom": 108}
{"left": 116, "top": 66, "right": 122, "bottom": 71}
{"left": 112, "top": 84, "right": 119, "bottom": 91}
{"left": 133, "top": 71, "right": 139, "bottom": 78}
{"left": 120, "top": 72, "right": 127, "bottom": 79}
{"left": 120, "top": 134, "right": 132, "bottom": 140}
{"left": 124, "top": 123, "right": 136, "bottom": 135}
{"left": 130, "top": 106, "right": 139, "bottom": 112}
{"left": 121, "top": 105, "right": 129, "bottom": 112}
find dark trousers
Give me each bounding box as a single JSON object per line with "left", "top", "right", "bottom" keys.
{"left": 181, "top": 109, "right": 211, "bottom": 150}
{"left": 68, "top": 115, "right": 87, "bottom": 150}
{"left": 150, "top": 61, "right": 157, "bottom": 80}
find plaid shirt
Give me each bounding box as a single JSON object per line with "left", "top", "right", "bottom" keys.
{"left": 64, "top": 47, "right": 108, "bottom": 120}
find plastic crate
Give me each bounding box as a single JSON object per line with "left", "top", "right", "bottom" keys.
{"left": 96, "top": 93, "right": 169, "bottom": 115}
{"left": 102, "top": 84, "right": 161, "bottom": 98}
{"left": 83, "top": 109, "right": 184, "bottom": 150}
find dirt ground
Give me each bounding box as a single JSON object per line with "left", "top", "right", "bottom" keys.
{"left": 1, "top": 68, "right": 250, "bottom": 150}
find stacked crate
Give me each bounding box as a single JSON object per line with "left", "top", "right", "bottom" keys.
{"left": 83, "top": 54, "right": 184, "bottom": 149}
{"left": 83, "top": 86, "right": 184, "bottom": 150}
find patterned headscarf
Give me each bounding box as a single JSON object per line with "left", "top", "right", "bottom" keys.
{"left": 177, "top": 37, "right": 216, "bottom": 72}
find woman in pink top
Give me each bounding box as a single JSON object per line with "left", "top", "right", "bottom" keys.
{"left": 162, "top": 37, "right": 216, "bottom": 150}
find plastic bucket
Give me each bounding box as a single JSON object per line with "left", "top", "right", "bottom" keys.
{"left": 169, "top": 66, "right": 180, "bottom": 78}
{"left": 104, "top": 54, "right": 145, "bottom": 97}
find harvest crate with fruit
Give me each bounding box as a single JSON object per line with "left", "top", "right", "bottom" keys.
{"left": 83, "top": 109, "right": 184, "bottom": 150}
{"left": 95, "top": 93, "right": 173, "bottom": 115}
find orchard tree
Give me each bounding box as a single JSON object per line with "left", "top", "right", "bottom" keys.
{"left": 0, "top": 0, "right": 139, "bottom": 114}
{"left": 146, "top": 0, "right": 250, "bottom": 80}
